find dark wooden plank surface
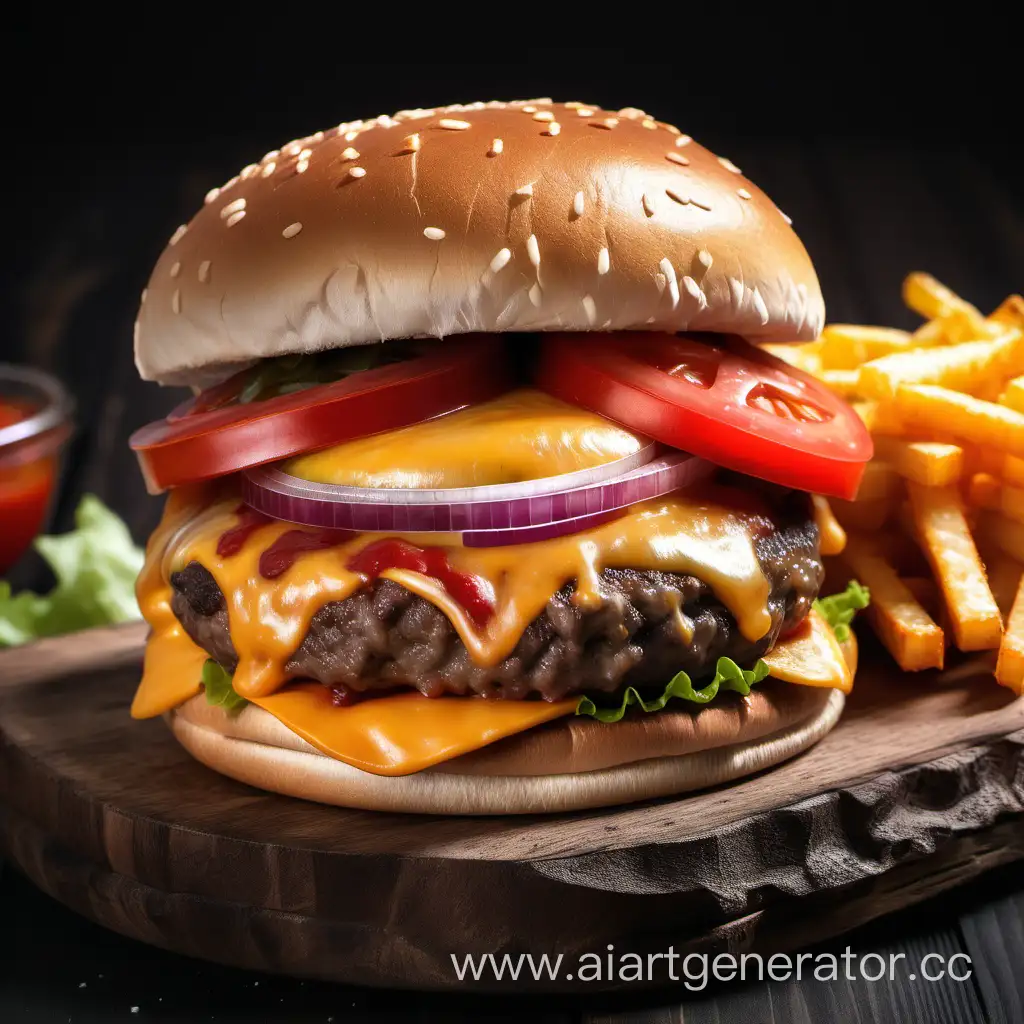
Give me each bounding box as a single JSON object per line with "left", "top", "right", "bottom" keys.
{"left": 2, "top": 39, "right": 1023, "bottom": 1023}
{"left": 1, "top": 627, "right": 1021, "bottom": 991}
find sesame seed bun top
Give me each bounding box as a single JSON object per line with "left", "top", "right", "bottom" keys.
{"left": 134, "top": 99, "right": 825, "bottom": 387}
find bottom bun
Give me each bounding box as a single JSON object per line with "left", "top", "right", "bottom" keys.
{"left": 167, "top": 680, "right": 846, "bottom": 815}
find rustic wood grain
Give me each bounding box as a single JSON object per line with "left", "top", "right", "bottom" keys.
{"left": 960, "top": 890, "right": 1024, "bottom": 1024}
{"left": 0, "top": 627, "right": 1021, "bottom": 991}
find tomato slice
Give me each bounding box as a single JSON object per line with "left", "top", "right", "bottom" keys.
{"left": 130, "top": 336, "right": 510, "bottom": 493}
{"left": 536, "top": 332, "right": 873, "bottom": 500}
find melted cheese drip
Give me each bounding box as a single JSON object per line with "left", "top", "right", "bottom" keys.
{"left": 286, "top": 388, "right": 647, "bottom": 488}
{"left": 136, "top": 483, "right": 774, "bottom": 701}
{"left": 812, "top": 495, "right": 847, "bottom": 557}
{"left": 133, "top": 607, "right": 851, "bottom": 774}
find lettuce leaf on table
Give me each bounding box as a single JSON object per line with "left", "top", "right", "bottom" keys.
{"left": 0, "top": 495, "right": 144, "bottom": 646}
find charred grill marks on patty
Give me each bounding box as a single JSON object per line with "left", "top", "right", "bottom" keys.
{"left": 170, "top": 494, "right": 823, "bottom": 701}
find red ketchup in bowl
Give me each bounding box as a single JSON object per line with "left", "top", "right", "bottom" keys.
{"left": 0, "top": 367, "right": 73, "bottom": 574}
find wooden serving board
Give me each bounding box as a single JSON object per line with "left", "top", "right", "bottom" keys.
{"left": 0, "top": 623, "right": 1022, "bottom": 992}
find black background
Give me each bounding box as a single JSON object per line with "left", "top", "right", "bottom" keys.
{"left": 2, "top": 26, "right": 1023, "bottom": 1023}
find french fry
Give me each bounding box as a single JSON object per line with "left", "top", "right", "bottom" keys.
{"left": 999, "top": 375, "right": 1024, "bottom": 413}
{"left": 852, "top": 399, "right": 906, "bottom": 436}
{"left": 830, "top": 497, "right": 893, "bottom": 532}
{"left": 820, "top": 369, "right": 861, "bottom": 398}
{"left": 761, "top": 341, "right": 823, "bottom": 376}
{"left": 895, "top": 385, "right": 1024, "bottom": 459}
{"left": 966, "top": 473, "right": 1024, "bottom": 525}
{"left": 902, "top": 272, "right": 986, "bottom": 327}
{"left": 872, "top": 437, "right": 963, "bottom": 487}
{"left": 969, "top": 448, "right": 1024, "bottom": 488}
{"left": 910, "top": 317, "right": 954, "bottom": 347}
{"left": 995, "top": 575, "right": 1024, "bottom": 695}
{"left": 857, "top": 330, "right": 1023, "bottom": 400}
{"left": 906, "top": 482, "right": 1001, "bottom": 651}
{"left": 841, "top": 535, "right": 944, "bottom": 671}
{"left": 855, "top": 460, "right": 903, "bottom": 504}
{"left": 989, "top": 295, "right": 1024, "bottom": 332}
{"left": 819, "top": 325, "right": 913, "bottom": 369}
{"left": 979, "top": 511, "right": 1024, "bottom": 562}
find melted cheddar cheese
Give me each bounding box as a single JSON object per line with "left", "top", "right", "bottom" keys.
{"left": 286, "top": 389, "right": 647, "bottom": 488}
{"left": 136, "top": 483, "right": 775, "bottom": 702}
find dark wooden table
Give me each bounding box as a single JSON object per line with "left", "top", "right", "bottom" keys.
{"left": 2, "top": 46, "right": 1023, "bottom": 1023}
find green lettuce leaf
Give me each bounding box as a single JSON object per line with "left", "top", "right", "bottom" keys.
{"left": 0, "top": 495, "right": 145, "bottom": 647}
{"left": 201, "top": 659, "right": 248, "bottom": 714}
{"left": 813, "top": 579, "right": 871, "bottom": 643}
{"left": 576, "top": 657, "right": 770, "bottom": 723}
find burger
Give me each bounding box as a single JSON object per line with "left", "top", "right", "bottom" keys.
{"left": 128, "top": 99, "right": 872, "bottom": 815}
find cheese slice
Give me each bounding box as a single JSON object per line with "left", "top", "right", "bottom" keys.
{"left": 251, "top": 684, "right": 577, "bottom": 776}
{"left": 285, "top": 388, "right": 646, "bottom": 489}
{"left": 761, "top": 608, "right": 853, "bottom": 693}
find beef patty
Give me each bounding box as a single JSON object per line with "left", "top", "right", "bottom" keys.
{"left": 170, "top": 493, "right": 823, "bottom": 701}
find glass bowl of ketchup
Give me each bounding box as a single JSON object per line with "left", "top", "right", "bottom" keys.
{"left": 0, "top": 364, "right": 74, "bottom": 575}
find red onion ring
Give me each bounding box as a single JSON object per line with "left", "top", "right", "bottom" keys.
{"left": 242, "top": 451, "right": 712, "bottom": 543}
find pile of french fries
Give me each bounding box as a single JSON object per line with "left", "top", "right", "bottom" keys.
{"left": 765, "top": 274, "right": 1024, "bottom": 695}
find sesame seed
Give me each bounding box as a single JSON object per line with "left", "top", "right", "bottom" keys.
{"left": 659, "top": 257, "right": 679, "bottom": 309}
{"left": 169, "top": 261, "right": 181, "bottom": 278}
{"left": 226, "top": 210, "right": 246, "bottom": 228}
{"left": 522, "top": 105, "right": 537, "bottom": 114}
{"left": 752, "top": 287, "right": 769, "bottom": 324}
{"left": 729, "top": 278, "right": 744, "bottom": 308}
{"left": 399, "top": 134, "right": 420, "bottom": 153}
{"left": 377, "top": 114, "right": 397, "bottom": 128}
{"left": 282, "top": 222, "right": 303, "bottom": 239}
{"left": 204, "top": 187, "right": 220, "bottom": 205}
{"left": 618, "top": 107, "right": 646, "bottom": 119}
{"left": 198, "top": 260, "right": 211, "bottom": 283}
{"left": 691, "top": 198, "right": 712, "bottom": 212}
{"left": 664, "top": 124, "right": 682, "bottom": 135}
{"left": 222, "top": 175, "right": 239, "bottom": 191}
{"left": 675, "top": 135, "right": 692, "bottom": 147}
{"left": 666, "top": 152, "right": 690, "bottom": 166}
{"left": 642, "top": 194, "right": 655, "bottom": 217}
{"left": 348, "top": 167, "right": 367, "bottom": 179}
{"left": 576, "top": 108, "right": 595, "bottom": 117}
{"left": 719, "top": 156, "right": 742, "bottom": 174}
{"left": 665, "top": 189, "right": 690, "bottom": 206}
{"left": 423, "top": 226, "right": 446, "bottom": 240}
{"left": 533, "top": 110, "right": 555, "bottom": 122}
{"left": 780, "top": 210, "right": 793, "bottom": 225}
{"left": 262, "top": 149, "right": 280, "bottom": 162}
{"left": 697, "top": 249, "right": 713, "bottom": 269}
{"left": 345, "top": 131, "right": 359, "bottom": 142}
{"left": 604, "top": 117, "right": 619, "bottom": 128}
{"left": 737, "top": 188, "right": 752, "bottom": 200}
{"left": 655, "top": 273, "right": 666, "bottom": 294}
{"left": 488, "top": 138, "right": 503, "bottom": 156}
{"left": 490, "top": 247, "right": 512, "bottom": 273}
{"left": 597, "top": 247, "right": 610, "bottom": 275}
{"left": 529, "top": 283, "right": 543, "bottom": 306}
{"left": 438, "top": 118, "right": 470, "bottom": 130}
{"left": 296, "top": 159, "right": 309, "bottom": 174}
{"left": 544, "top": 122, "right": 561, "bottom": 136}
{"left": 261, "top": 161, "right": 277, "bottom": 177}
{"left": 590, "top": 120, "right": 613, "bottom": 130}
{"left": 515, "top": 183, "right": 534, "bottom": 197}
{"left": 171, "top": 289, "right": 181, "bottom": 314}
{"left": 682, "top": 275, "right": 704, "bottom": 303}
{"left": 220, "top": 198, "right": 246, "bottom": 219}
{"left": 642, "top": 119, "right": 658, "bottom": 130}
{"left": 582, "top": 295, "right": 597, "bottom": 324}
{"left": 526, "top": 234, "right": 540, "bottom": 267}
{"left": 564, "top": 101, "right": 585, "bottom": 109}
{"left": 312, "top": 131, "right": 325, "bottom": 142}
{"left": 341, "top": 147, "right": 360, "bottom": 161}
{"left": 169, "top": 224, "right": 188, "bottom": 245}
{"left": 572, "top": 191, "right": 585, "bottom": 217}
{"left": 284, "top": 142, "right": 302, "bottom": 156}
